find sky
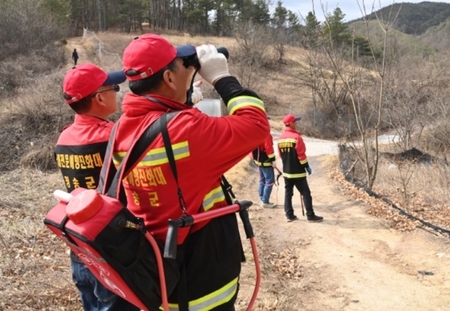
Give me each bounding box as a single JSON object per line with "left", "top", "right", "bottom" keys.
{"left": 279, "top": 0, "right": 450, "bottom": 23}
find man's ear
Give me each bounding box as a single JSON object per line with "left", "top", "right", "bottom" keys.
{"left": 93, "top": 93, "right": 106, "bottom": 106}
{"left": 163, "top": 70, "right": 176, "bottom": 90}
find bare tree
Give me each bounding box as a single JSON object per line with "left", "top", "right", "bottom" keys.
{"left": 231, "top": 21, "right": 277, "bottom": 92}
{"left": 421, "top": 72, "right": 450, "bottom": 159}
{"left": 382, "top": 56, "right": 439, "bottom": 151}
{"left": 341, "top": 1, "right": 403, "bottom": 190}
{"left": 298, "top": 1, "right": 402, "bottom": 190}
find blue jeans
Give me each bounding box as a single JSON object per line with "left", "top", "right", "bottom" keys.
{"left": 71, "top": 258, "right": 140, "bottom": 311}
{"left": 258, "top": 166, "right": 275, "bottom": 203}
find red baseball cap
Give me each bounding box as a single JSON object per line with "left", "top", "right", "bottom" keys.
{"left": 283, "top": 114, "right": 302, "bottom": 125}
{"left": 63, "top": 63, "right": 126, "bottom": 105}
{"left": 123, "top": 34, "right": 197, "bottom": 81}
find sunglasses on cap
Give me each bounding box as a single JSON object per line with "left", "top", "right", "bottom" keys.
{"left": 94, "top": 84, "right": 120, "bottom": 94}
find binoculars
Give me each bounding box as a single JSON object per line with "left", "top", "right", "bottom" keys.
{"left": 182, "top": 47, "right": 229, "bottom": 69}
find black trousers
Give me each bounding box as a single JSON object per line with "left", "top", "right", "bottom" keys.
{"left": 168, "top": 213, "right": 241, "bottom": 311}
{"left": 284, "top": 177, "right": 315, "bottom": 218}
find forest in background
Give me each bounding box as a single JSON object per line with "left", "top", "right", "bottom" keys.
{"left": 3, "top": 1, "right": 450, "bottom": 61}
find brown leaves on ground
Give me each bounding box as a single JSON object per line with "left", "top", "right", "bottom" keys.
{"left": 269, "top": 249, "right": 304, "bottom": 279}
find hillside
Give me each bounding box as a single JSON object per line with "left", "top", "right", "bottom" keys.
{"left": 348, "top": 20, "right": 437, "bottom": 56}
{"left": 419, "top": 18, "right": 450, "bottom": 53}
{"left": 347, "top": 1, "right": 450, "bottom": 54}
{"left": 351, "top": 1, "right": 450, "bottom": 35}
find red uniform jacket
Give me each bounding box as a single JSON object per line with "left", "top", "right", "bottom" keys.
{"left": 111, "top": 77, "right": 269, "bottom": 308}
{"left": 252, "top": 133, "right": 275, "bottom": 167}
{"left": 277, "top": 127, "right": 310, "bottom": 179}
{"left": 55, "top": 114, "right": 114, "bottom": 192}
{"left": 113, "top": 77, "right": 269, "bottom": 245}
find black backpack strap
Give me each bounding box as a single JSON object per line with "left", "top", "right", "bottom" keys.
{"left": 220, "top": 175, "right": 235, "bottom": 205}
{"left": 98, "top": 122, "right": 120, "bottom": 194}
{"left": 98, "top": 111, "right": 179, "bottom": 202}
{"left": 158, "top": 114, "right": 191, "bottom": 311}
{"left": 160, "top": 113, "right": 188, "bottom": 214}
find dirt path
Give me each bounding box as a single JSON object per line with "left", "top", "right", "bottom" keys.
{"left": 66, "top": 37, "right": 88, "bottom": 68}
{"left": 235, "top": 137, "right": 450, "bottom": 311}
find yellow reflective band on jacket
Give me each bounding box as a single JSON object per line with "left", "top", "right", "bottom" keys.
{"left": 278, "top": 137, "right": 297, "bottom": 146}
{"left": 283, "top": 172, "right": 307, "bottom": 178}
{"left": 112, "top": 141, "right": 190, "bottom": 167}
{"left": 253, "top": 160, "right": 272, "bottom": 167}
{"left": 300, "top": 158, "right": 308, "bottom": 165}
{"left": 203, "top": 186, "right": 226, "bottom": 211}
{"left": 165, "top": 277, "right": 238, "bottom": 311}
{"left": 227, "top": 96, "right": 264, "bottom": 115}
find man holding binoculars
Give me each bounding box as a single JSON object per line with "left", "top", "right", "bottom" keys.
{"left": 111, "top": 34, "right": 270, "bottom": 310}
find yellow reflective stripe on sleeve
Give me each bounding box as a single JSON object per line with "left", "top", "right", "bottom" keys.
{"left": 165, "top": 277, "right": 238, "bottom": 311}
{"left": 255, "top": 161, "right": 272, "bottom": 167}
{"left": 300, "top": 159, "right": 308, "bottom": 165}
{"left": 253, "top": 160, "right": 272, "bottom": 167}
{"left": 113, "top": 141, "right": 190, "bottom": 167}
{"left": 267, "top": 153, "right": 275, "bottom": 159}
{"left": 283, "top": 172, "right": 307, "bottom": 178}
{"left": 227, "top": 96, "right": 264, "bottom": 115}
{"left": 203, "top": 186, "right": 226, "bottom": 211}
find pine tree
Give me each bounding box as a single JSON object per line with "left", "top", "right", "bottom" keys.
{"left": 323, "top": 7, "right": 350, "bottom": 46}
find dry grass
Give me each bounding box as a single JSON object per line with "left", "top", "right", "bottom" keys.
{"left": 0, "top": 71, "right": 71, "bottom": 171}
{"left": 0, "top": 169, "right": 81, "bottom": 310}
{"left": 336, "top": 145, "right": 450, "bottom": 234}
{"left": 373, "top": 158, "right": 450, "bottom": 229}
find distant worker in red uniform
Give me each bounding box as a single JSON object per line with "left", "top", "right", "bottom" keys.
{"left": 111, "top": 34, "right": 270, "bottom": 310}
{"left": 278, "top": 114, "right": 323, "bottom": 223}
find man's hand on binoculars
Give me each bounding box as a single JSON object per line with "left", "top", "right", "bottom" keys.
{"left": 196, "top": 44, "right": 230, "bottom": 86}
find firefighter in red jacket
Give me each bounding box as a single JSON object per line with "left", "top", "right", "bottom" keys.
{"left": 252, "top": 130, "right": 277, "bottom": 208}
{"left": 277, "top": 114, "right": 323, "bottom": 222}
{"left": 113, "top": 34, "right": 270, "bottom": 310}
{"left": 55, "top": 63, "right": 139, "bottom": 311}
